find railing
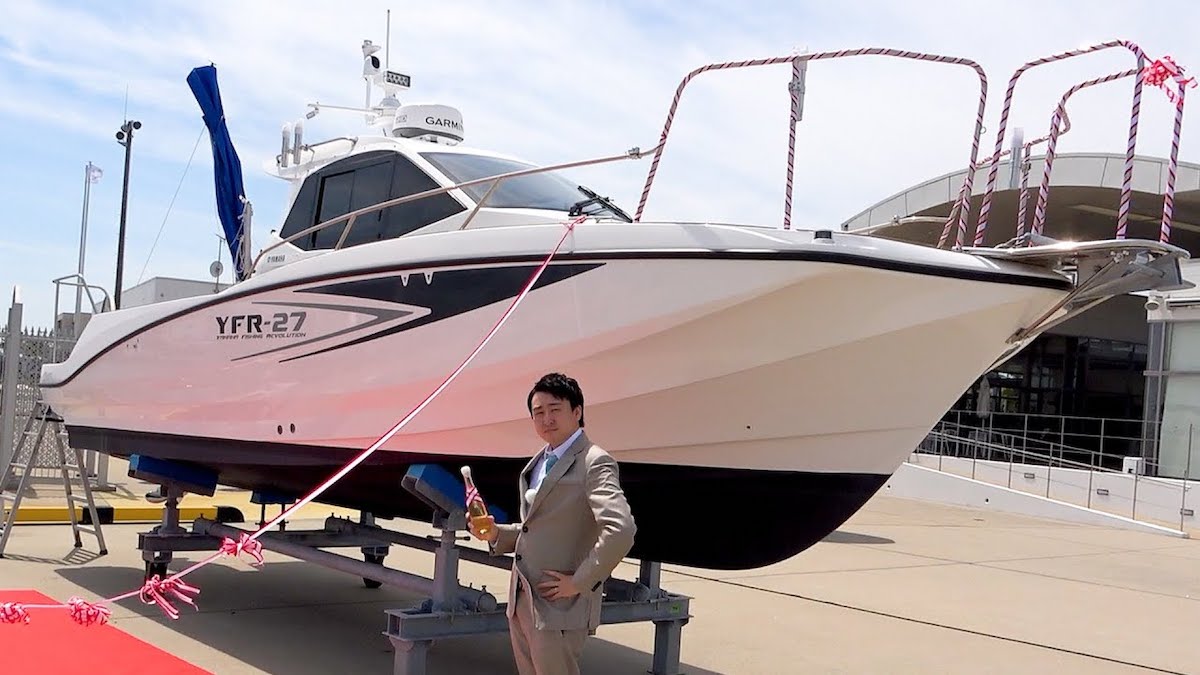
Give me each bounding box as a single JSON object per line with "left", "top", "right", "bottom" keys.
{"left": 239, "top": 40, "right": 1196, "bottom": 285}
{"left": 972, "top": 41, "right": 1194, "bottom": 248}
{"left": 629, "top": 41, "right": 1194, "bottom": 252}
{"left": 632, "top": 47, "right": 990, "bottom": 249}
{"left": 912, "top": 422, "right": 1195, "bottom": 531}
{"left": 936, "top": 409, "right": 1151, "bottom": 466}
{"left": 247, "top": 144, "right": 662, "bottom": 277}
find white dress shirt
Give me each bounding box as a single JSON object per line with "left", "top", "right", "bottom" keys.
{"left": 530, "top": 427, "right": 582, "bottom": 491}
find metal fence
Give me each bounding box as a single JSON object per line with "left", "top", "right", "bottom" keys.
{"left": 936, "top": 409, "right": 1151, "bottom": 469}
{"left": 0, "top": 291, "right": 109, "bottom": 488}
{"left": 913, "top": 422, "right": 1195, "bottom": 532}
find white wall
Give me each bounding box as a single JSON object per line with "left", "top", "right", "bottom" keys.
{"left": 907, "top": 453, "right": 1197, "bottom": 532}
{"left": 887, "top": 463, "right": 1188, "bottom": 537}
{"left": 121, "top": 277, "right": 230, "bottom": 309}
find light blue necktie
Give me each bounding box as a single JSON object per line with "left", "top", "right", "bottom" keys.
{"left": 533, "top": 452, "right": 558, "bottom": 491}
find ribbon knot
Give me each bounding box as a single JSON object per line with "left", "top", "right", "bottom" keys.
{"left": 67, "top": 597, "right": 111, "bottom": 627}
{"left": 1142, "top": 56, "right": 1197, "bottom": 107}
{"left": 0, "top": 602, "right": 30, "bottom": 625}
{"left": 139, "top": 575, "right": 201, "bottom": 621}
{"left": 220, "top": 533, "right": 264, "bottom": 567}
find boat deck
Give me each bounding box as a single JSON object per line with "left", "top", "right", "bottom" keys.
{"left": 1, "top": 491, "right": 1196, "bottom": 673}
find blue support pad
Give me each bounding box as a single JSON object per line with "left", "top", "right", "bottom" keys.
{"left": 127, "top": 454, "right": 218, "bottom": 497}
{"left": 402, "top": 464, "right": 509, "bottom": 524}
{"left": 251, "top": 490, "right": 296, "bottom": 506}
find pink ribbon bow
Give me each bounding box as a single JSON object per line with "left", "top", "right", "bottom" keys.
{"left": 0, "top": 602, "right": 30, "bottom": 625}
{"left": 67, "top": 597, "right": 111, "bottom": 627}
{"left": 220, "top": 533, "right": 264, "bottom": 567}
{"left": 139, "top": 575, "right": 201, "bottom": 621}
{"left": 1142, "top": 56, "right": 1197, "bottom": 106}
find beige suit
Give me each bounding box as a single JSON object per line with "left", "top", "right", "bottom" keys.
{"left": 490, "top": 430, "right": 636, "bottom": 675}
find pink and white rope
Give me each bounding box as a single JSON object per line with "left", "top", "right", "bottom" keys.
{"left": 783, "top": 57, "right": 803, "bottom": 230}
{"left": 974, "top": 40, "right": 1150, "bottom": 246}
{"left": 0, "top": 602, "right": 30, "bottom": 625}
{"left": 1031, "top": 69, "right": 1139, "bottom": 237}
{"left": 632, "top": 48, "right": 987, "bottom": 249}
{"left": 4, "top": 215, "right": 588, "bottom": 626}
{"left": 1117, "top": 58, "right": 1145, "bottom": 239}
{"left": 1161, "top": 82, "right": 1188, "bottom": 243}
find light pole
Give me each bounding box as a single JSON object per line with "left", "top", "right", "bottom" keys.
{"left": 74, "top": 161, "right": 102, "bottom": 336}
{"left": 113, "top": 119, "right": 141, "bottom": 310}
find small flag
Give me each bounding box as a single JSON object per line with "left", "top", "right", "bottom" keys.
{"left": 86, "top": 163, "right": 103, "bottom": 183}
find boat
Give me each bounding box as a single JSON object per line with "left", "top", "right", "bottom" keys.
{"left": 39, "top": 39, "right": 1191, "bottom": 570}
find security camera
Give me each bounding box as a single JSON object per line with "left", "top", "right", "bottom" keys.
{"left": 363, "top": 54, "right": 381, "bottom": 78}
{"left": 1146, "top": 297, "right": 1162, "bottom": 311}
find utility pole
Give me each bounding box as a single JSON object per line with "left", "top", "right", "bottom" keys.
{"left": 114, "top": 119, "right": 141, "bottom": 310}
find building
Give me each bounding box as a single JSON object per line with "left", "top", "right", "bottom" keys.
{"left": 119, "top": 276, "right": 232, "bottom": 309}
{"left": 840, "top": 151, "right": 1200, "bottom": 479}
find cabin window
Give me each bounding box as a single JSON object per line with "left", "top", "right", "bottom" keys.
{"left": 278, "top": 150, "right": 466, "bottom": 251}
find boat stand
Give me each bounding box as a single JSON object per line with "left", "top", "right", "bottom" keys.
{"left": 130, "top": 454, "right": 222, "bottom": 579}
{"left": 132, "top": 462, "right": 691, "bottom": 675}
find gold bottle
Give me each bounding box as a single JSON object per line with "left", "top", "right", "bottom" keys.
{"left": 461, "top": 466, "right": 492, "bottom": 537}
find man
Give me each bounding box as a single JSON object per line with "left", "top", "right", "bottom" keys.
{"left": 468, "top": 372, "right": 636, "bottom": 675}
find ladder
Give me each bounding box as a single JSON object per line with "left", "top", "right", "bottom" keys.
{"left": 0, "top": 400, "right": 107, "bottom": 557}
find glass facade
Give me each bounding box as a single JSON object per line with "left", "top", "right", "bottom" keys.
{"left": 946, "top": 334, "right": 1148, "bottom": 466}
{"left": 1154, "top": 321, "right": 1200, "bottom": 480}
{"left": 955, "top": 335, "right": 1147, "bottom": 418}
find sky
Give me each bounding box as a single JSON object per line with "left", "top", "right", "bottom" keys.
{"left": 2, "top": 0, "right": 1199, "bottom": 327}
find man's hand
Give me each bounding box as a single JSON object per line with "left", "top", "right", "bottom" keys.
{"left": 467, "top": 515, "right": 499, "bottom": 544}
{"left": 537, "top": 570, "right": 582, "bottom": 600}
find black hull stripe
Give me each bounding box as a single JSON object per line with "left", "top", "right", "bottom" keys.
{"left": 41, "top": 248, "right": 1069, "bottom": 389}
{"left": 64, "top": 424, "right": 890, "bottom": 570}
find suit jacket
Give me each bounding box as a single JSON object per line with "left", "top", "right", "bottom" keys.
{"left": 490, "top": 430, "right": 636, "bottom": 632}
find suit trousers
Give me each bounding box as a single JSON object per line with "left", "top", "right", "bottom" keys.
{"left": 510, "top": 579, "right": 588, "bottom": 675}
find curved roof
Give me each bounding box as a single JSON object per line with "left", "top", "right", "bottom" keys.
{"left": 839, "top": 152, "right": 1200, "bottom": 254}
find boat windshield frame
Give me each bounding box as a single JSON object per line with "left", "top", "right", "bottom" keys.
{"left": 420, "top": 151, "right": 627, "bottom": 219}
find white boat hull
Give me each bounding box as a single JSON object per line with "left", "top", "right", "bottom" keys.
{"left": 39, "top": 222, "right": 1073, "bottom": 568}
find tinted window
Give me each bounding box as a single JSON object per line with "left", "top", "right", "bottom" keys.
{"left": 278, "top": 179, "right": 318, "bottom": 244}
{"left": 338, "top": 161, "right": 394, "bottom": 247}
{"left": 381, "top": 157, "right": 466, "bottom": 239}
{"left": 420, "top": 152, "right": 627, "bottom": 219}
{"left": 314, "top": 170, "right": 354, "bottom": 248}
{"left": 277, "top": 150, "right": 467, "bottom": 251}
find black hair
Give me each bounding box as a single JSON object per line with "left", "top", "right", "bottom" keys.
{"left": 526, "top": 372, "right": 585, "bottom": 427}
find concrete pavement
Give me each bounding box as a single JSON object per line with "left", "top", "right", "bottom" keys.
{"left": 1, "top": 492, "right": 1196, "bottom": 673}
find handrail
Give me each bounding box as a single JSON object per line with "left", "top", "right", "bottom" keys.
{"left": 50, "top": 274, "right": 111, "bottom": 360}
{"left": 246, "top": 42, "right": 1195, "bottom": 281}
{"left": 247, "top": 143, "right": 661, "bottom": 277}
{"left": 935, "top": 417, "right": 1148, "bottom": 459}
{"left": 632, "top": 47, "right": 990, "bottom": 251}
{"left": 919, "top": 429, "right": 1194, "bottom": 523}
{"left": 50, "top": 274, "right": 111, "bottom": 317}
{"left": 924, "top": 429, "right": 1184, "bottom": 490}
{"left": 972, "top": 40, "right": 1195, "bottom": 247}
{"left": 944, "top": 408, "right": 1149, "bottom": 427}
{"left": 1030, "top": 69, "right": 1140, "bottom": 238}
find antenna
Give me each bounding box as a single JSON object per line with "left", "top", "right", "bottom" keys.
{"left": 386, "top": 9, "right": 391, "bottom": 71}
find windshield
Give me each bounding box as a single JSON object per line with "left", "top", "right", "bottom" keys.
{"left": 420, "top": 152, "right": 627, "bottom": 219}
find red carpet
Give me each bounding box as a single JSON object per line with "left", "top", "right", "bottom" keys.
{"left": 0, "top": 590, "right": 211, "bottom": 674}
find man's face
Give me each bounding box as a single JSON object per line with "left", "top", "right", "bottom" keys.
{"left": 530, "top": 391, "right": 581, "bottom": 448}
